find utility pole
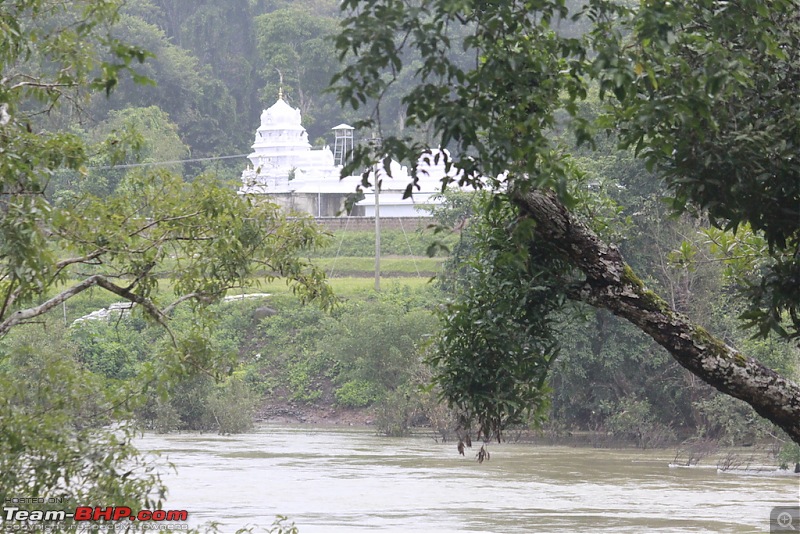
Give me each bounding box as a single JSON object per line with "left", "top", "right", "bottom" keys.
{"left": 375, "top": 166, "right": 381, "bottom": 292}
{"left": 371, "top": 132, "right": 382, "bottom": 292}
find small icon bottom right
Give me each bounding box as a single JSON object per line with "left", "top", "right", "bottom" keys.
{"left": 772, "top": 507, "right": 800, "bottom": 532}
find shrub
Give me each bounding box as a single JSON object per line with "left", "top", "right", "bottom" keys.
{"left": 693, "top": 394, "right": 771, "bottom": 446}
{"left": 335, "top": 380, "right": 379, "bottom": 408}
{"left": 286, "top": 358, "right": 323, "bottom": 403}
{"left": 778, "top": 441, "right": 800, "bottom": 471}
{"left": 374, "top": 387, "right": 419, "bottom": 437}
{"left": 208, "top": 377, "right": 259, "bottom": 434}
{"left": 607, "top": 397, "right": 675, "bottom": 448}
{"left": 141, "top": 399, "right": 182, "bottom": 434}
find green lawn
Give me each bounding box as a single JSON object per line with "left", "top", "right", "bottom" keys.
{"left": 50, "top": 251, "right": 443, "bottom": 323}
{"left": 313, "top": 228, "right": 456, "bottom": 258}
{"left": 314, "top": 256, "right": 444, "bottom": 276}
{"left": 252, "top": 275, "right": 434, "bottom": 297}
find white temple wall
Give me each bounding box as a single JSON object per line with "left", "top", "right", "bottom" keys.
{"left": 267, "top": 192, "right": 366, "bottom": 217}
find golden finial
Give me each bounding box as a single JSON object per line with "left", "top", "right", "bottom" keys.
{"left": 276, "top": 68, "right": 284, "bottom": 100}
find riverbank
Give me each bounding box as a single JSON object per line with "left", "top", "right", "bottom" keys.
{"left": 257, "top": 400, "right": 376, "bottom": 426}
{"left": 251, "top": 410, "right": 800, "bottom": 482}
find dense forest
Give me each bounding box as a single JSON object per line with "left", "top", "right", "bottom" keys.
{"left": 1, "top": 0, "right": 799, "bottom": 530}
{"left": 72, "top": 0, "right": 353, "bottom": 182}
{"left": 84, "top": 0, "right": 797, "bottom": 445}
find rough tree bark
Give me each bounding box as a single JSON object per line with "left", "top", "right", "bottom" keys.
{"left": 513, "top": 189, "right": 800, "bottom": 444}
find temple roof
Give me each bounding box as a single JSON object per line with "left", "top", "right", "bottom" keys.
{"left": 258, "top": 97, "right": 303, "bottom": 131}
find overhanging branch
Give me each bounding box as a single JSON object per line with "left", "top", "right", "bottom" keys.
{"left": 513, "top": 188, "right": 800, "bottom": 444}
{"left": 0, "top": 275, "right": 104, "bottom": 336}
{"left": 0, "top": 274, "right": 175, "bottom": 346}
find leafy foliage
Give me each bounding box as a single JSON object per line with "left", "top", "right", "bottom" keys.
{"left": 97, "top": 10, "right": 240, "bottom": 159}
{"left": 0, "top": 0, "right": 338, "bottom": 519}
{"left": 593, "top": 0, "right": 800, "bottom": 338}
{"left": 431, "top": 199, "right": 569, "bottom": 440}
{"left": 333, "top": 0, "right": 587, "bottom": 195}
{"left": 324, "top": 301, "right": 436, "bottom": 393}
{"left": 69, "top": 299, "right": 263, "bottom": 433}
{"left": 778, "top": 441, "right": 800, "bottom": 471}
{"left": 332, "top": 0, "right": 800, "bottom": 442}
{"left": 0, "top": 327, "right": 165, "bottom": 532}
{"left": 68, "top": 317, "right": 152, "bottom": 380}
{"left": 255, "top": 4, "right": 346, "bottom": 139}
{"left": 243, "top": 292, "right": 440, "bottom": 435}
{"left": 1, "top": 0, "right": 147, "bottom": 327}
{"left": 334, "top": 379, "right": 380, "bottom": 408}
{"left": 2, "top": 165, "right": 335, "bottom": 362}
{"left": 1, "top": 0, "right": 335, "bottom": 349}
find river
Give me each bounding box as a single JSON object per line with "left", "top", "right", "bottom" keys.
{"left": 139, "top": 424, "right": 798, "bottom": 533}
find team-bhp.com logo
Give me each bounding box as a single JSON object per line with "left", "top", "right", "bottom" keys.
{"left": 5, "top": 506, "right": 187, "bottom": 522}
{"left": 3, "top": 503, "right": 189, "bottom": 531}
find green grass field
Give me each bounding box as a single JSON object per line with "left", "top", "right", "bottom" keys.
{"left": 315, "top": 256, "right": 444, "bottom": 276}
{"left": 59, "top": 274, "right": 438, "bottom": 323}
{"left": 49, "top": 226, "right": 449, "bottom": 322}
{"left": 313, "top": 229, "right": 457, "bottom": 258}
{"left": 277, "top": 276, "right": 433, "bottom": 295}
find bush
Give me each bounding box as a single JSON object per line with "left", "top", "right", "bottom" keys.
{"left": 778, "top": 441, "right": 800, "bottom": 471}
{"left": 693, "top": 394, "right": 771, "bottom": 446}
{"left": 68, "top": 318, "right": 152, "bottom": 380}
{"left": 335, "top": 380, "right": 379, "bottom": 408}
{"left": 374, "top": 387, "right": 419, "bottom": 437}
{"left": 141, "top": 399, "right": 182, "bottom": 433}
{"left": 208, "top": 377, "right": 259, "bottom": 434}
{"left": 286, "top": 357, "right": 324, "bottom": 403}
{"left": 323, "top": 302, "right": 436, "bottom": 395}
{"left": 607, "top": 398, "right": 675, "bottom": 448}
{"left": 139, "top": 374, "right": 259, "bottom": 434}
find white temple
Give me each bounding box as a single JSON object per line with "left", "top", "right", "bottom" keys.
{"left": 240, "top": 95, "right": 453, "bottom": 217}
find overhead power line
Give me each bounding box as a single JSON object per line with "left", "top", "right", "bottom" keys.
{"left": 90, "top": 153, "right": 249, "bottom": 170}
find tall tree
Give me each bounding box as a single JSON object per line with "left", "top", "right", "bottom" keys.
{"left": 332, "top": 0, "right": 800, "bottom": 443}
{"left": 255, "top": 4, "right": 345, "bottom": 140}
{"left": 87, "top": 12, "right": 240, "bottom": 158}
{"left": 146, "top": 0, "right": 262, "bottom": 150}
{"left": 1, "top": 0, "right": 334, "bottom": 520}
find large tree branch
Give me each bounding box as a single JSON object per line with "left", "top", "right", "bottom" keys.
{"left": 0, "top": 274, "right": 174, "bottom": 345}
{"left": 513, "top": 189, "right": 800, "bottom": 444}
{"left": 0, "top": 275, "right": 105, "bottom": 336}
{"left": 54, "top": 250, "right": 104, "bottom": 270}
{"left": 49, "top": 249, "right": 104, "bottom": 283}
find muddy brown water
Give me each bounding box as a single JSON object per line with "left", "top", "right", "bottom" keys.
{"left": 140, "top": 424, "right": 799, "bottom": 532}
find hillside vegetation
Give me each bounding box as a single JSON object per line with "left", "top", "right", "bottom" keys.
{"left": 2, "top": 1, "right": 800, "bottom": 524}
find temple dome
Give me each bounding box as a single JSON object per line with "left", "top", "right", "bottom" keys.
{"left": 259, "top": 97, "right": 303, "bottom": 130}
{"left": 245, "top": 96, "right": 335, "bottom": 183}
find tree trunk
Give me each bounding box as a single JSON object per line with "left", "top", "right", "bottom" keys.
{"left": 513, "top": 189, "right": 800, "bottom": 444}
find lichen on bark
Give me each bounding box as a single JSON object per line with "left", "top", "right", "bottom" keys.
{"left": 690, "top": 325, "right": 733, "bottom": 362}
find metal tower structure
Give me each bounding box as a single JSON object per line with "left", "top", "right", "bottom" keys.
{"left": 332, "top": 123, "right": 355, "bottom": 167}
